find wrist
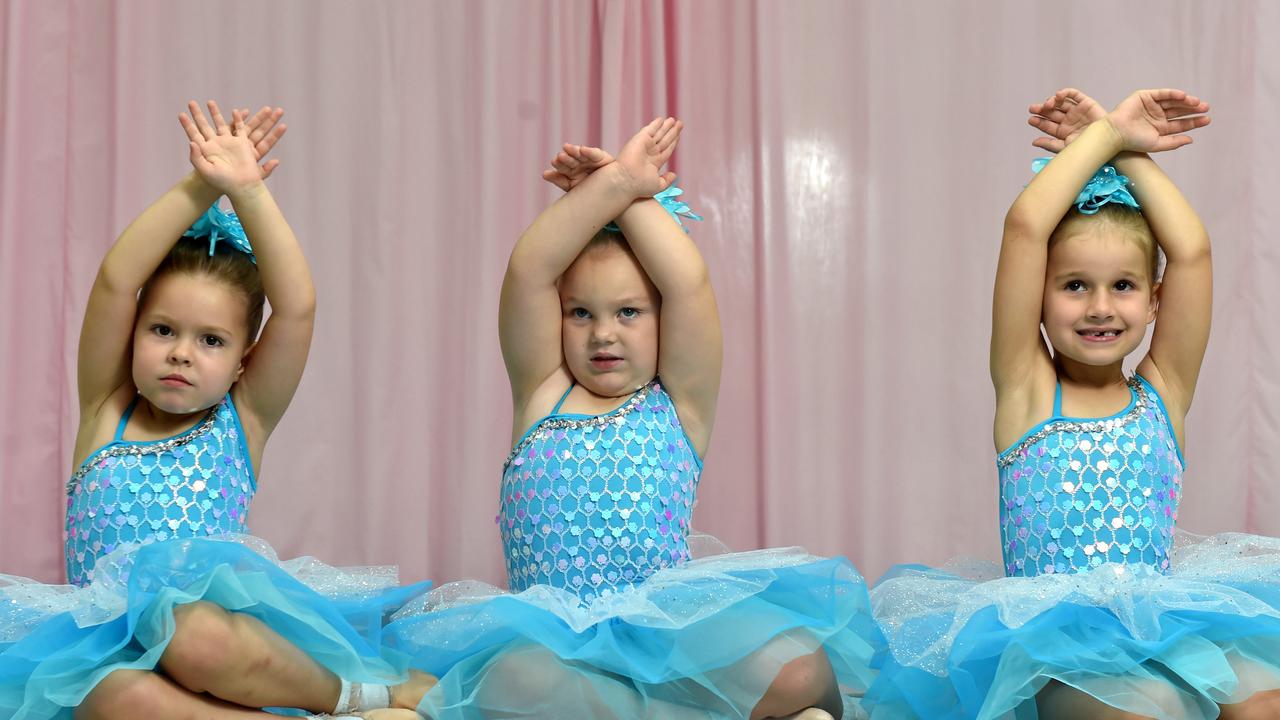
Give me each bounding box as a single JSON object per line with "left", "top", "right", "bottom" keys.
{"left": 224, "top": 179, "right": 269, "bottom": 205}
{"left": 1093, "top": 116, "right": 1127, "bottom": 151}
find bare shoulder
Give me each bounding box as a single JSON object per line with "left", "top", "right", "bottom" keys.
{"left": 1134, "top": 356, "right": 1188, "bottom": 448}
{"left": 663, "top": 383, "right": 717, "bottom": 459}
{"left": 993, "top": 355, "right": 1058, "bottom": 454}
{"left": 71, "top": 384, "right": 136, "bottom": 470}
{"left": 509, "top": 366, "right": 575, "bottom": 447}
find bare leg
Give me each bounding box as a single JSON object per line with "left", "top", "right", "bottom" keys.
{"left": 76, "top": 669, "right": 277, "bottom": 720}
{"left": 159, "top": 601, "right": 342, "bottom": 712}
{"left": 1220, "top": 688, "right": 1280, "bottom": 719}
{"left": 749, "top": 648, "right": 842, "bottom": 720}
{"left": 1036, "top": 681, "right": 1159, "bottom": 720}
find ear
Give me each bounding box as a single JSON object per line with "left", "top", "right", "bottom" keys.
{"left": 235, "top": 341, "right": 257, "bottom": 381}
{"left": 1147, "top": 281, "right": 1161, "bottom": 324}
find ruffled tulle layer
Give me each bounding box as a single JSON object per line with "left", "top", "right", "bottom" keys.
{"left": 385, "top": 541, "right": 881, "bottom": 719}
{"left": 0, "top": 535, "right": 426, "bottom": 719}
{"left": 865, "top": 531, "right": 1280, "bottom": 719}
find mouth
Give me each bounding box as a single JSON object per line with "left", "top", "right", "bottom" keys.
{"left": 590, "top": 353, "right": 623, "bottom": 370}
{"left": 1077, "top": 329, "right": 1122, "bottom": 343}
{"left": 160, "top": 374, "right": 192, "bottom": 387}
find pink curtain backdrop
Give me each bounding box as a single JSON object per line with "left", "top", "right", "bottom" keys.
{"left": 2, "top": 1, "right": 1277, "bottom": 587}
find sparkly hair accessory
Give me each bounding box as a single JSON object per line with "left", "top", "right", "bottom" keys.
{"left": 1032, "top": 157, "right": 1140, "bottom": 215}
{"left": 183, "top": 202, "right": 256, "bottom": 263}
{"left": 605, "top": 181, "right": 704, "bottom": 233}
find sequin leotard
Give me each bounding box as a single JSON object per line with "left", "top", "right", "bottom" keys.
{"left": 64, "top": 395, "right": 255, "bottom": 586}
{"left": 497, "top": 380, "right": 701, "bottom": 604}
{"left": 998, "top": 375, "right": 1183, "bottom": 577}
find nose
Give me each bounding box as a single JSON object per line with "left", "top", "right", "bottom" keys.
{"left": 590, "top": 318, "right": 617, "bottom": 344}
{"left": 1086, "top": 290, "right": 1114, "bottom": 320}
{"left": 168, "top": 339, "right": 193, "bottom": 365}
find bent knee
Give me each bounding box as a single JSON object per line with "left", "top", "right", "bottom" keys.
{"left": 76, "top": 670, "right": 169, "bottom": 720}
{"left": 162, "top": 601, "right": 240, "bottom": 682}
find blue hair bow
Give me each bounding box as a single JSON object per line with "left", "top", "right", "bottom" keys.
{"left": 183, "top": 202, "right": 256, "bottom": 263}
{"left": 1032, "top": 157, "right": 1140, "bottom": 215}
{"left": 605, "top": 181, "right": 704, "bottom": 233}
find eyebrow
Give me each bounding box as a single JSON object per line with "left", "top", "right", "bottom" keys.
{"left": 144, "top": 313, "right": 237, "bottom": 338}
{"left": 562, "top": 296, "right": 651, "bottom": 306}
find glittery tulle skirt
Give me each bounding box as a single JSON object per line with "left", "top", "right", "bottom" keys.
{"left": 0, "top": 535, "right": 426, "bottom": 719}
{"left": 863, "top": 531, "right": 1280, "bottom": 719}
{"left": 384, "top": 538, "right": 882, "bottom": 719}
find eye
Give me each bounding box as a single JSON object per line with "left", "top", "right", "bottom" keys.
{"left": 570, "top": 308, "right": 591, "bottom": 320}
{"left": 1064, "top": 280, "right": 1086, "bottom": 293}
{"left": 1114, "top": 280, "right": 1135, "bottom": 292}
{"left": 151, "top": 324, "right": 174, "bottom": 337}
{"left": 200, "top": 334, "right": 225, "bottom": 348}
{"left": 618, "top": 307, "right": 640, "bottom": 320}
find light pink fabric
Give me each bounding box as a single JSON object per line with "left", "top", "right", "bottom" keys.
{"left": 1, "top": 1, "right": 1277, "bottom": 586}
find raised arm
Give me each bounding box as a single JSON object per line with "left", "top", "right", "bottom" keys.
{"left": 611, "top": 198, "right": 721, "bottom": 453}
{"left": 500, "top": 118, "right": 679, "bottom": 412}
{"left": 1027, "top": 89, "right": 1212, "bottom": 418}
{"left": 180, "top": 102, "right": 312, "bottom": 440}
{"left": 77, "top": 103, "right": 284, "bottom": 420}
{"left": 991, "top": 120, "right": 1125, "bottom": 393}
{"left": 1118, "top": 153, "right": 1211, "bottom": 416}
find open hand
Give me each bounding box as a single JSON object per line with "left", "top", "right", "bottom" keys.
{"left": 1028, "top": 88, "right": 1105, "bottom": 153}
{"left": 542, "top": 144, "right": 614, "bottom": 192}
{"left": 613, "top": 117, "right": 681, "bottom": 197}
{"left": 1105, "top": 89, "right": 1210, "bottom": 153}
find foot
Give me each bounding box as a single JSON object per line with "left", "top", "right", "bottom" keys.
{"left": 389, "top": 671, "right": 438, "bottom": 711}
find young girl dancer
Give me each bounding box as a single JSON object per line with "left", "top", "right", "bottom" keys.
{"left": 384, "top": 118, "right": 882, "bottom": 718}
{"left": 865, "top": 88, "right": 1280, "bottom": 719}
{"left": 0, "top": 101, "right": 429, "bottom": 720}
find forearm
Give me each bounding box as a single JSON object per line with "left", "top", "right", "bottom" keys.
{"left": 1109, "top": 152, "right": 1209, "bottom": 263}
{"left": 611, "top": 199, "right": 709, "bottom": 296}
{"left": 98, "top": 172, "right": 220, "bottom": 293}
{"left": 226, "top": 182, "right": 316, "bottom": 318}
{"left": 509, "top": 163, "right": 639, "bottom": 283}
{"left": 1006, "top": 120, "right": 1125, "bottom": 239}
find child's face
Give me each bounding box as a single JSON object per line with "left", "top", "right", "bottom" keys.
{"left": 559, "top": 244, "right": 661, "bottom": 398}
{"left": 1042, "top": 229, "right": 1158, "bottom": 367}
{"left": 131, "top": 273, "right": 251, "bottom": 415}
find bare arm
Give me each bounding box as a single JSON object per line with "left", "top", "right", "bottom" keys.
{"left": 991, "top": 120, "right": 1125, "bottom": 393}
{"left": 179, "top": 103, "right": 309, "bottom": 439}
{"left": 77, "top": 174, "right": 221, "bottom": 418}
{"left": 1118, "top": 153, "right": 1212, "bottom": 417}
{"left": 500, "top": 118, "right": 680, "bottom": 412}
{"left": 612, "top": 199, "right": 721, "bottom": 451}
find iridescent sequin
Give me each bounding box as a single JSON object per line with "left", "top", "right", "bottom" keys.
{"left": 64, "top": 396, "right": 255, "bottom": 586}
{"left": 498, "top": 381, "right": 700, "bottom": 604}
{"left": 998, "top": 377, "right": 1182, "bottom": 577}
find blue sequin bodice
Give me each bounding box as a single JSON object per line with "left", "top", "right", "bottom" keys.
{"left": 64, "top": 395, "right": 255, "bottom": 586}
{"left": 998, "top": 376, "right": 1183, "bottom": 577}
{"left": 498, "top": 380, "right": 701, "bottom": 603}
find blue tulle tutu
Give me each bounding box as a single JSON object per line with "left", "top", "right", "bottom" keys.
{"left": 0, "top": 535, "right": 426, "bottom": 719}
{"left": 864, "top": 531, "right": 1280, "bottom": 719}
{"left": 385, "top": 539, "right": 882, "bottom": 719}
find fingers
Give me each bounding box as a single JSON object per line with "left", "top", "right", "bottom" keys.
{"left": 187, "top": 100, "right": 217, "bottom": 141}
{"left": 207, "top": 100, "right": 231, "bottom": 136}
{"left": 178, "top": 112, "right": 203, "bottom": 143}
{"left": 654, "top": 119, "right": 681, "bottom": 154}
{"left": 1031, "top": 137, "right": 1065, "bottom": 154}
{"left": 260, "top": 158, "right": 281, "bottom": 179}
{"left": 581, "top": 146, "right": 609, "bottom": 163}
{"left": 255, "top": 122, "right": 287, "bottom": 159}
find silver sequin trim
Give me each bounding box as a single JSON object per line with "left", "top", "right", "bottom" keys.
{"left": 503, "top": 382, "right": 657, "bottom": 469}
{"left": 997, "top": 377, "right": 1151, "bottom": 469}
{"left": 66, "top": 403, "right": 222, "bottom": 493}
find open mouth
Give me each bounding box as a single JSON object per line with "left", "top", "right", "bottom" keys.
{"left": 1077, "top": 329, "right": 1122, "bottom": 342}
{"left": 590, "top": 354, "right": 623, "bottom": 369}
